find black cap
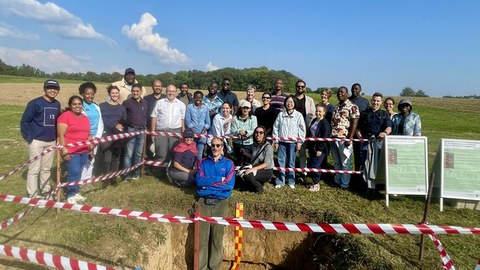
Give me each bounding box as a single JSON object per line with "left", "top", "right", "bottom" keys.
{"left": 124, "top": 68, "right": 135, "bottom": 75}
{"left": 43, "top": 79, "right": 60, "bottom": 90}
{"left": 183, "top": 128, "right": 195, "bottom": 138}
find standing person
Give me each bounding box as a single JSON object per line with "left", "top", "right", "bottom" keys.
{"left": 306, "top": 104, "right": 331, "bottom": 192}
{"left": 98, "top": 85, "right": 127, "bottom": 186}
{"left": 57, "top": 96, "right": 91, "bottom": 204}
{"left": 270, "top": 79, "right": 288, "bottom": 112}
{"left": 217, "top": 78, "right": 239, "bottom": 114}
{"left": 383, "top": 97, "right": 397, "bottom": 119}
{"left": 122, "top": 84, "right": 148, "bottom": 180}
{"left": 195, "top": 137, "right": 235, "bottom": 270}
{"left": 293, "top": 79, "right": 315, "bottom": 183}
{"left": 237, "top": 126, "right": 274, "bottom": 193}
{"left": 150, "top": 84, "right": 186, "bottom": 165}
{"left": 331, "top": 86, "right": 359, "bottom": 189}
{"left": 319, "top": 88, "right": 337, "bottom": 123}
{"left": 349, "top": 83, "right": 369, "bottom": 175}
{"left": 166, "top": 128, "right": 197, "bottom": 187}
{"left": 185, "top": 91, "right": 210, "bottom": 159}
{"left": 244, "top": 84, "right": 261, "bottom": 111}
{"left": 357, "top": 93, "right": 391, "bottom": 192}
{"left": 111, "top": 68, "right": 147, "bottom": 104}
{"left": 79, "top": 82, "right": 103, "bottom": 180}
{"left": 254, "top": 92, "right": 278, "bottom": 136}
{"left": 391, "top": 98, "right": 422, "bottom": 136}
{"left": 177, "top": 82, "right": 193, "bottom": 105}
{"left": 202, "top": 82, "right": 223, "bottom": 122}
{"left": 144, "top": 79, "right": 165, "bottom": 161}
{"left": 20, "top": 79, "right": 61, "bottom": 198}
{"left": 231, "top": 100, "right": 258, "bottom": 165}
{"left": 209, "top": 101, "right": 234, "bottom": 155}
{"left": 272, "top": 96, "right": 306, "bottom": 189}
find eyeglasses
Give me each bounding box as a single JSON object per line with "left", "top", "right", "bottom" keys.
{"left": 255, "top": 131, "right": 265, "bottom": 134}
{"left": 223, "top": 83, "right": 230, "bottom": 86}
{"left": 385, "top": 103, "right": 394, "bottom": 106}
{"left": 71, "top": 103, "right": 82, "bottom": 105}
{"left": 262, "top": 97, "right": 271, "bottom": 100}
{"left": 296, "top": 85, "right": 306, "bottom": 88}
{"left": 211, "top": 143, "right": 223, "bottom": 148}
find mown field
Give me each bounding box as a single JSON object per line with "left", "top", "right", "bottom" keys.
{"left": 0, "top": 76, "right": 479, "bottom": 269}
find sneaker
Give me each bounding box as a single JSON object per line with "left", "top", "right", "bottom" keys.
{"left": 308, "top": 184, "right": 320, "bottom": 192}
{"left": 74, "top": 193, "right": 86, "bottom": 202}
{"left": 274, "top": 184, "right": 282, "bottom": 189}
{"left": 67, "top": 197, "right": 76, "bottom": 204}
{"left": 288, "top": 184, "right": 295, "bottom": 189}
{"left": 131, "top": 176, "right": 140, "bottom": 180}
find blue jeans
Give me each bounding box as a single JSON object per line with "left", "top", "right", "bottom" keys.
{"left": 123, "top": 127, "right": 145, "bottom": 178}
{"left": 330, "top": 141, "right": 353, "bottom": 188}
{"left": 276, "top": 142, "right": 296, "bottom": 186}
{"left": 195, "top": 138, "right": 207, "bottom": 160}
{"left": 66, "top": 152, "right": 88, "bottom": 198}
{"left": 309, "top": 151, "right": 326, "bottom": 184}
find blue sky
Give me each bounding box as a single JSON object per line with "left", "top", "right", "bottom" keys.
{"left": 1, "top": 0, "right": 479, "bottom": 97}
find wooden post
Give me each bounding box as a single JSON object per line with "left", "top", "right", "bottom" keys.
{"left": 419, "top": 172, "right": 435, "bottom": 261}
{"left": 193, "top": 202, "right": 200, "bottom": 270}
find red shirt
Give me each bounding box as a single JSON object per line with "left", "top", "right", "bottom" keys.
{"left": 57, "top": 111, "right": 91, "bottom": 154}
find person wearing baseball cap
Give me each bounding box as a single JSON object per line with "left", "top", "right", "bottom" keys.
{"left": 166, "top": 128, "right": 198, "bottom": 187}
{"left": 231, "top": 99, "right": 258, "bottom": 165}
{"left": 20, "top": 79, "right": 61, "bottom": 198}
{"left": 111, "top": 67, "right": 146, "bottom": 103}
{"left": 391, "top": 98, "right": 422, "bottom": 136}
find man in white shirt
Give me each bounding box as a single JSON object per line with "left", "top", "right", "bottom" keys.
{"left": 150, "top": 85, "right": 186, "bottom": 164}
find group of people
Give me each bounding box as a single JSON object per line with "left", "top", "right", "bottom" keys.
{"left": 20, "top": 69, "right": 423, "bottom": 270}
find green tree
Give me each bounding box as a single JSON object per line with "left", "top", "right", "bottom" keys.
{"left": 400, "top": 87, "right": 416, "bottom": 97}
{"left": 415, "top": 89, "right": 429, "bottom": 97}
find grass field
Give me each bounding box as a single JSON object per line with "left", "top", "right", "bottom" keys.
{"left": 0, "top": 77, "right": 480, "bottom": 269}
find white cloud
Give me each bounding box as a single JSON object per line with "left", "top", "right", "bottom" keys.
{"left": 0, "top": 23, "right": 38, "bottom": 40}
{"left": 206, "top": 62, "right": 220, "bottom": 71}
{"left": 0, "top": 0, "right": 114, "bottom": 45}
{"left": 0, "top": 46, "right": 87, "bottom": 73}
{"left": 122, "top": 13, "right": 191, "bottom": 66}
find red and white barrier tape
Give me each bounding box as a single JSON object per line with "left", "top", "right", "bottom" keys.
{"left": 0, "top": 194, "right": 194, "bottom": 224}
{"left": 273, "top": 167, "right": 361, "bottom": 174}
{"left": 428, "top": 233, "right": 455, "bottom": 270}
{"left": 0, "top": 211, "right": 26, "bottom": 231}
{"left": 149, "top": 130, "right": 365, "bottom": 142}
{"left": 0, "top": 145, "right": 57, "bottom": 181}
{"left": 0, "top": 244, "right": 116, "bottom": 270}
{"left": 4, "top": 194, "right": 479, "bottom": 235}
{"left": 57, "top": 161, "right": 145, "bottom": 188}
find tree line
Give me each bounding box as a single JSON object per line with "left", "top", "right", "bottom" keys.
{"left": 0, "top": 59, "right": 300, "bottom": 93}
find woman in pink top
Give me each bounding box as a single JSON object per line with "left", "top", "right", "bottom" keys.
{"left": 57, "top": 95, "right": 91, "bottom": 204}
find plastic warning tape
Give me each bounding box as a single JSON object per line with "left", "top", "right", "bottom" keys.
{"left": 0, "top": 244, "right": 116, "bottom": 270}
{"left": 428, "top": 233, "right": 455, "bottom": 270}
{"left": 57, "top": 161, "right": 145, "bottom": 188}
{"left": 0, "top": 194, "right": 194, "bottom": 224}
{"left": 273, "top": 167, "right": 361, "bottom": 174}
{"left": 149, "top": 130, "right": 364, "bottom": 142}
{"left": 0, "top": 211, "right": 26, "bottom": 231}
{"left": 230, "top": 203, "right": 244, "bottom": 270}
{"left": 195, "top": 217, "right": 480, "bottom": 235}
{"left": 0, "top": 145, "right": 57, "bottom": 181}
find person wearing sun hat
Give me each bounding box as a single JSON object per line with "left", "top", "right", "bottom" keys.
{"left": 20, "top": 79, "right": 61, "bottom": 198}
{"left": 391, "top": 98, "right": 422, "bottom": 136}
{"left": 166, "top": 128, "right": 198, "bottom": 186}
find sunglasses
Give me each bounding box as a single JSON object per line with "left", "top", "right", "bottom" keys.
{"left": 255, "top": 131, "right": 265, "bottom": 134}
{"left": 211, "top": 143, "right": 223, "bottom": 148}
{"left": 262, "top": 97, "right": 271, "bottom": 100}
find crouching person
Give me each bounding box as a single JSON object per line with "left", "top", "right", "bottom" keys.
{"left": 195, "top": 136, "right": 235, "bottom": 270}
{"left": 166, "top": 128, "right": 197, "bottom": 186}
